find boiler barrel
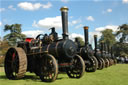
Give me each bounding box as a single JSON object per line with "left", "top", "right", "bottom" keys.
{"left": 42, "top": 39, "right": 77, "bottom": 59}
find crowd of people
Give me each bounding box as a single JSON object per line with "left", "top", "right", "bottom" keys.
{"left": 116, "top": 57, "right": 128, "bottom": 64}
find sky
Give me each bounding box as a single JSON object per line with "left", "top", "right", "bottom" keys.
{"left": 0, "top": 0, "right": 128, "bottom": 45}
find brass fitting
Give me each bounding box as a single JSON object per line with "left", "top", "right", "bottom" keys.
{"left": 84, "top": 26, "right": 89, "bottom": 29}
{"left": 94, "top": 35, "right": 97, "bottom": 37}
{"left": 60, "top": 6, "right": 69, "bottom": 12}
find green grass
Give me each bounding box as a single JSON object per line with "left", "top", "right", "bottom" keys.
{"left": 0, "top": 64, "right": 128, "bottom": 85}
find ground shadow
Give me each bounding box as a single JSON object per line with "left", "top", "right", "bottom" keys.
{"left": 0, "top": 75, "right": 8, "bottom": 79}
{"left": 0, "top": 74, "right": 68, "bottom": 82}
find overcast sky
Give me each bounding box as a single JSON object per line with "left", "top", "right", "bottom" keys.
{"left": 0, "top": 0, "right": 128, "bottom": 45}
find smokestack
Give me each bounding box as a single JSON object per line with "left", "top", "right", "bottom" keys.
{"left": 75, "top": 38, "right": 81, "bottom": 48}
{"left": 75, "top": 38, "right": 78, "bottom": 42}
{"left": 84, "top": 26, "right": 89, "bottom": 46}
{"left": 101, "top": 41, "right": 104, "bottom": 55}
{"left": 107, "top": 44, "right": 110, "bottom": 53}
{"left": 60, "top": 6, "right": 69, "bottom": 39}
{"left": 94, "top": 35, "right": 97, "bottom": 54}
{"left": 103, "top": 43, "right": 107, "bottom": 54}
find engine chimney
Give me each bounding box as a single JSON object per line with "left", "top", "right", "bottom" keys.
{"left": 60, "top": 6, "right": 69, "bottom": 39}
{"left": 75, "top": 38, "right": 81, "bottom": 48}
{"left": 111, "top": 46, "right": 113, "bottom": 56}
{"left": 107, "top": 44, "right": 110, "bottom": 53}
{"left": 75, "top": 38, "right": 78, "bottom": 42}
{"left": 100, "top": 41, "right": 104, "bottom": 55}
{"left": 84, "top": 26, "right": 89, "bottom": 46}
{"left": 103, "top": 43, "right": 107, "bottom": 54}
{"left": 94, "top": 35, "right": 97, "bottom": 54}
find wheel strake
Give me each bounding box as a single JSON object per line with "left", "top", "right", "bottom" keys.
{"left": 4, "top": 47, "right": 27, "bottom": 79}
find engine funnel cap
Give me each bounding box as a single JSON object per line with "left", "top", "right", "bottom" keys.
{"left": 84, "top": 26, "right": 89, "bottom": 29}
{"left": 94, "top": 35, "right": 97, "bottom": 37}
{"left": 60, "top": 6, "right": 69, "bottom": 12}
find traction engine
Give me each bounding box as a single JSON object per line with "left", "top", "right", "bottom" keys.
{"left": 94, "top": 35, "right": 105, "bottom": 70}
{"left": 4, "top": 7, "right": 85, "bottom": 82}
{"left": 75, "top": 26, "right": 98, "bottom": 72}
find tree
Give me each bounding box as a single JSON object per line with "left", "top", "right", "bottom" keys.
{"left": 116, "top": 24, "right": 128, "bottom": 43}
{"left": 75, "top": 37, "right": 85, "bottom": 47}
{"left": 3, "top": 24, "right": 26, "bottom": 46}
{"left": 114, "top": 42, "right": 128, "bottom": 57}
{"left": 114, "top": 24, "right": 128, "bottom": 57}
{"left": 99, "top": 29, "right": 116, "bottom": 47}
{"left": 0, "top": 39, "right": 10, "bottom": 65}
{"left": 0, "top": 40, "right": 10, "bottom": 56}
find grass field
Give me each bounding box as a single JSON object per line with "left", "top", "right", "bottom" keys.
{"left": 0, "top": 64, "right": 128, "bottom": 85}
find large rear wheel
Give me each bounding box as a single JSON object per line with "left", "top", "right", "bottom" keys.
{"left": 4, "top": 47, "right": 27, "bottom": 79}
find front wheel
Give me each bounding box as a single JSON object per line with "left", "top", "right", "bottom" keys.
{"left": 85, "top": 56, "right": 98, "bottom": 72}
{"left": 66, "top": 55, "right": 85, "bottom": 78}
{"left": 39, "top": 54, "right": 58, "bottom": 82}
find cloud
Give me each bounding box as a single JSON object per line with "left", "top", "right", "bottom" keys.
{"left": 69, "top": 33, "right": 84, "bottom": 41}
{"left": 86, "top": 16, "right": 94, "bottom": 21}
{"left": 33, "top": 16, "right": 62, "bottom": 29}
{"left": 89, "top": 25, "right": 118, "bottom": 45}
{"left": 69, "top": 16, "right": 73, "bottom": 19}
{"left": 33, "top": 16, "right": 82, "bottom": 29}
{"left": 122, "top": 0, "right": 128, "bottom": 4}
{"left": 93, "top": 0, "right": 102, "bottom": 2}
{"left": 18, "top": 2, "right": 42, "bottom": 11}
{"left": 18, "top": 2, "right": 52, "bottom": 11}
{"left": 0, "top": 21, "right": 2, "bottom": 26}
{"left": 22, "top": 30, "right": 44, "bottom": 38}
{"left": 42, "top": 2, "right": 52, "bottom": 8}
{"left": 8, "top": 5, "right": 16, "bottom": 10}
{"left": 75, "top": 24, "right": 84, "bottom": 29}
{"left": 89, "top": 31, "right": 102, "bottom": 45}
{"left": 70, "top": 19, "right": 81, "bottom": 25}
{"left": 102, "top": 8, "right": 112, "bottom": 14}
{"left": 107, "top": 8, "right": 112, "bottom": 13}
{"left": 61, "top": 0, "right": 69, "bottom": 3}
{"left": 0, "top": 8, "right": 5, "bottom": 12}
{"left": 69, "top": 32, "right": 98, "bottom": 45}
{"left": 95, "top": 25, "right": 118, "bottom": 32}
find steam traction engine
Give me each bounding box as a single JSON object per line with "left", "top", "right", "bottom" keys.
{"left": 106, "top": 44, "right": 114, "bottom": 66}
{"left": 75, "top": 26, "right": 98, "bottom": 72}
{"left": 94, "top": 35, "right": 105, "bottom": 70}
{"left": 4, "top": 7, "right": 85, "bottom": 82}
{"left": 111, "top": 46, "right": 117, "bottom": 65}
{"left": 100, "top": 42, "right": 110, "bottom": 68}
{"left": 105, "top": 43, "right": 117, "bottom": 66}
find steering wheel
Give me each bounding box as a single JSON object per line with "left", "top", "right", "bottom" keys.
{"left": 36, "top": 34, "right": 44, "bottom": 40}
